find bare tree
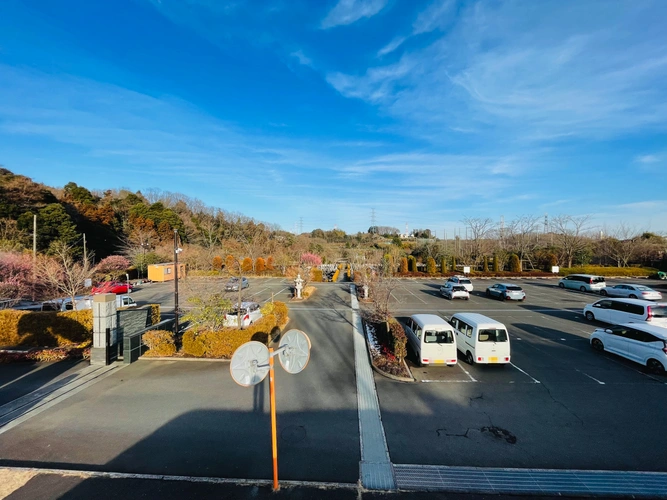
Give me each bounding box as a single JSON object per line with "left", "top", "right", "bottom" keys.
{"left": 367, "top": 256, "right": 398, "bottom": 321}
{"left": 597, "top": 224, "right": 641, "bottom": 267}
{"left": 551, "top": 215, "right": 592, "bottom": 268}
{"left": 505, "top": 215, "right": 541, "bottom": 271}
{"left": 36, "top": 241, "right": 95, "bottom": 310}
{"left": 461, "top": 217, "right": 494, "bottom": 266}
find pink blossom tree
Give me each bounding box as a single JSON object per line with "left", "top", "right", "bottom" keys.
{"left": 0, "top": 252, "right": 33, "bottom": 304}
{"left": 96, "top": 255, "right": 131, "bottom": 280}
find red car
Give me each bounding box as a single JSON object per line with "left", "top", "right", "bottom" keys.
{"left": 91, "top": 281, "right": 132, "bottom": 294}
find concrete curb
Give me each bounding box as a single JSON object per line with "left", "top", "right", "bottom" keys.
{"left": 138, "top": 357, "right": 230, "bottom": 362}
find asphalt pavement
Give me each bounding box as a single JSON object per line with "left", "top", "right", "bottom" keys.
{"left": 1, "top": 276, "right": 666, "bottom": 499}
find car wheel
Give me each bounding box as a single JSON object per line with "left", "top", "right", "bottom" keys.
{"left": 466, "top": 351, "right": 475, "bottom": 365}
{"left": 580, "top": 286, "right": 586, "bottom": 292}
{"left": 585, "top": 311, "right": 595, "bottom": 321}
{"left": 647, "top": 359, "right": 665, "bottom": 374}
{"left": 520, "top": 298, "right": 525, "bottom": 302}
{"left": 591, "top": 338, "right": 604, "bottom": 352}
{"left": 600, "top": 290, "right": 608, "bottom": 296}
{"left": 629, "top": 294, "right": 637, "bottom": 299}
{"left": 485, "top": 290, "right": 491, "bottom": 297}
{"left": 558, "top": 282, "right": 565, "bottom": 288}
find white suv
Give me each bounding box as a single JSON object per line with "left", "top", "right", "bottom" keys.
{"left": 446, "top": 276, "right": 473, "bottom": 292}
{"left": 590, "top": 323, "right": 667, "bottom": 374}
{"left": 224, "top": 301, "right": 263, "bottom": 329}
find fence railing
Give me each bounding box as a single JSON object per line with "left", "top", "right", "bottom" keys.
{"left": 123, "top": 318, "right": 175, "bottom": 364}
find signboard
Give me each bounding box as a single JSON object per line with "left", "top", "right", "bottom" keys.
{"left": 551, "top": 266, "right": 559, "bottom": 274}
{"left": 463, "top": 266, "right": 471, "bottom": 274}
{"left": 85, "top": 278, "right": 92, "bottom": 287}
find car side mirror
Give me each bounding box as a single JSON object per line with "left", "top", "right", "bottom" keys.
{"left": 605, "top": 329, "right": 612, "bottom": 333}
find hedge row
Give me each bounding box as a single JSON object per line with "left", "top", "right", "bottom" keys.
{"left": 0, "top": 310, "right": 93, "bottom": 347}
{"left": 181, "top": 313, "right": 282, "bottom": 358}
{"left": 558, "top": 266, "right": 657, "bottom": 277}
{"left": 143, "top": 330, "right": 176, "bottom": 357}
{"left": 0, "top": 304, "right": 162, "bottom": 348}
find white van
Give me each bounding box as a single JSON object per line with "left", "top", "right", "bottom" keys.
{"left": 583, "top": 298, "right": 667, "bottom": 327}
{"left": 42, "top": 295, "right": 137, "bottom": 312}
{"left": 402, "top": 314, "right": 457, "bottom": 366}
{"left": 449, "top": 312, "right": 511, "bottom": 365}
{"left": 558, "top": 274, "right": 606, "bottom": 292}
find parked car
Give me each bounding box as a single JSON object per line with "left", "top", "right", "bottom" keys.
{"left": 486, "top": 283, "right": 526, "bottom": 301}
{"left": 225, "top": 277, "right": 249, "bottom": 292}
{"left": 583, "top": 298, "right": 667, "bottom": 327}
{"left": 600, "top": 284, "right": 662, "bottom": 300}
{"left": 403, "top": 314, "right": 457, "bottom": 366}
{"left": 91, "top": 281, "right": 132, "bottom": 294}
{"left": 224, "top": 301, "right": 262, "bottom": 328}
{"left": 449, "top": 312, "right": 511, "bottom": 365}
{"left": 446, "top": 275, "right": 473, "bottom": 292}
{"left": 590, "top": 323, "right": 667, "bottom": 374}
{"left": 439, "top": 283, "right": 469, "bottom": 300}
{"left": 558, "top": 274, "right": 606, "bottom": 292}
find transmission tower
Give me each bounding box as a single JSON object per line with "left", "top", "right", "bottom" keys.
{"left": 371, "top": 208, "right": 377, "bottom": 227}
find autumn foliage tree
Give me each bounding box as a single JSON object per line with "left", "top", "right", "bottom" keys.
{"left": 241, "top": 257, "right": 253, "bottom": 273}
{"left": 255, "top": 257, "right": 266, "bottom": 274}
{"left": 212, "top": 256, "right": 223, "bottom": 271}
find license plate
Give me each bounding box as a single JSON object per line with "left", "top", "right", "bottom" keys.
{"left": 433, "top": 359, "right": 445, "bottom": 364}
{"left": 488, "top": 357, "right": 498, "bottom": 363}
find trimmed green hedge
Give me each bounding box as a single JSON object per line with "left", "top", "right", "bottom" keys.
{"left": 559, "top": 266, "right": 657, "bottom": 277}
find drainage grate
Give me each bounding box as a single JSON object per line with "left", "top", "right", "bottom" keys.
{"left": 393, "top": 464, "right": 667, "bottom": 497}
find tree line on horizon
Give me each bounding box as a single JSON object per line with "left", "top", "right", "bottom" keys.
{"left": 1, "top": 167, "right": 666, "bottom": 304}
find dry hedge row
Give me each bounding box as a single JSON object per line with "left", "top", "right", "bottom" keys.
{"left": 0, "top": 310, "right": 93, "bottom": 347}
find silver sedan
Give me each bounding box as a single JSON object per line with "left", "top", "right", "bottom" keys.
{"left": 600, "top": 284, "right": 662, "bottom": 300}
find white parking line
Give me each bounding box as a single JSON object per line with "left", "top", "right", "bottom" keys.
{"left": 509, "top": 362, "right": 541, "bottom": 384}
{"left": 457, "top": 363, "right": 478, "bottom": 382}
{"left": 421, "top": 380, "right": 477, "bottom": 383}
{"left": 574, "top": 369, "right": 605, "bottom": 385}
{"left": 602, "top": 356, "right": 667, "bottom": 385}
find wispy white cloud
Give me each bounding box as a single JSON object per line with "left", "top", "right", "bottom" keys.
{"left": 377, "top": 36, "right": 406, "bottom": 57}
{"left": 412, "top": 0, "right": 455, "bottom": 35}
{"left": 328, "top": 1, "right": 667, "bottom": 142}
{"left": 321, "top": 0, "right": 388, "bottom": 29}
{"left": 635, "top": 154, "right": 660, "bottom": 164}
{"left": 290, "top": 49, "right": 313, "bottom": 67}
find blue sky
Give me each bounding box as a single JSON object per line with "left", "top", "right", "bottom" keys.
{"left": 1, "top": 0, "right": 666, "bottom": 236}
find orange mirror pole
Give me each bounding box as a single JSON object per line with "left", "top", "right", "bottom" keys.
{"left": 269, "top": 348, "right": 279, "bottom": 491}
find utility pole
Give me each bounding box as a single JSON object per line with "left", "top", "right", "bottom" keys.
{"left": 173, "top": 229, "right": 181, "bottom": 336}
{"left": 83, "top": 233, "right": 87, "bottom": 262}
{"left": 32, "top": 215, "right": 37, "bottom": 301}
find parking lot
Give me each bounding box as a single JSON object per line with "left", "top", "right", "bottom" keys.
{"left": 3, "top": 275, "right": 666, "bottom": 492}
{"left": 376, "top": 277, "right": 667, "bottom": 472}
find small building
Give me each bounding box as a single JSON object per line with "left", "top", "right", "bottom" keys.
{"left": 147, "top": 262, "right": 186, "bottom": 282}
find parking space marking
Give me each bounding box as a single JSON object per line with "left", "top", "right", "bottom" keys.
{"left": 457, "top": 363, "right": 478, "bottom": 382}
{"left": 420, "top": 380, "right": 477, "bottom": 383}
{"left": 601, "top": 355, "right": 667, "bottom": 385}
{"left": 509, "top": 362, "right": 541, "bottom": 384}
{"left": 574, "top": 369, "right": 605, "bottom": 385}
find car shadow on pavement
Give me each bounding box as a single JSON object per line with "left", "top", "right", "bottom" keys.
{"left": 517, "top": 304, "right": 590, "bottom": 325}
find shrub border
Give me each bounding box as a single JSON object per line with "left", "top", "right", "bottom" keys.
{"left": 362, "top": 318, "right": 414, "bottom": 383}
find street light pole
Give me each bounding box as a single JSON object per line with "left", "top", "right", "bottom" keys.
{"left": 174, "top": 229, "right": 181, "bottom": 336}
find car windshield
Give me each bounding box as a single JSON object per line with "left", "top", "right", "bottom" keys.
{"left": 460, "top": 279, "right": 471, "bottom": 284}
{"left": 424, "top": 330, "right": 453, "bottom": 344}
{"left": 506, "top": 286, "right": 522, "bottom": 291}
{"left": 592, "top": 277, "right": 605, "bottom": 283}
{"left": 478, "top": 329, "right": 508, "bottom": 342}
{"left": 635, "top": 286, "right": 651, "bottom": 291}
{"left": 452, "top": 286, "right": 465, "bottom": 291}
{"left": 651, "top": 305, "right": 667, "bottom": 318}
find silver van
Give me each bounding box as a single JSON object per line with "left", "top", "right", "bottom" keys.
{"left": 558, "top": 274, "right": 606, "bottom": 292}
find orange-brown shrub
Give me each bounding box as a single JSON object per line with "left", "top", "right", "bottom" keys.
{"left": 143, "top": 330, "right": 176, "bottom": 357}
